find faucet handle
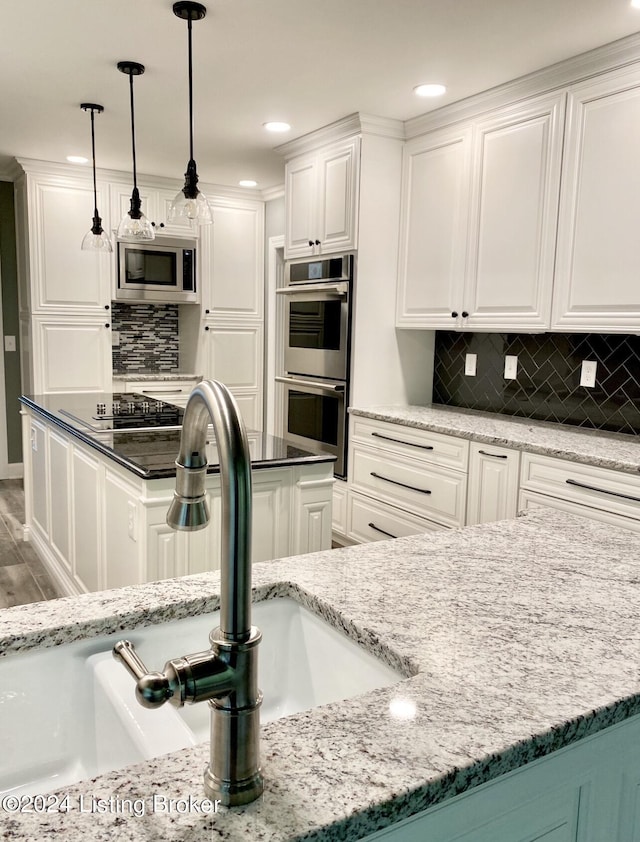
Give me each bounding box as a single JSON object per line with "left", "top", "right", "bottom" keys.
{"left": 113, "top": 640, "right": 175, "bottom": 709}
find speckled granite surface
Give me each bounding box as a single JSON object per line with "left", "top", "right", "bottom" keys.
{"left": 350, "top": 404, "right": 640, "bottom": 475}
{"left": 112, "top": 373, "right": 202, "bottom": 382}
{"left": 2, "top": 508, "right": 640, "bottom": 840}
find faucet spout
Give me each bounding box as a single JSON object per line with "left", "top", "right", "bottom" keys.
{"left": 114, "top": 379, "right": 263, "bottom": 806}
{"left": 167, "top": 379, "right": 252, "bottom": 641}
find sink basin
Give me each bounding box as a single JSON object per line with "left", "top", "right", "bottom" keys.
{"left": 1, "top": 597, "right": 402, "bottom": 797}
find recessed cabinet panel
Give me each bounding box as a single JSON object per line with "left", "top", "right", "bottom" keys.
{"left": 208, "top": 324, "right": 262, "bottom": 389}
{"left": 396, "top": 128, "right": 471, "bottom": 327}
{"left": 30, "top": 420, "right": 48, "bottom": 537}
{"left": 553, "top": 67, "right": 640, "bottom": 331}
{"left": 285, "top": 157, "right": 317, "bottom": 257}
{"left": 33, "top": 181, "right": 111, "bottom": 311}
{"left": 466, "top": 442, "right": 520, "bottom": 525}
{"left": 34, "top": 318, "right": 111, "bottom": 393}
{"left": 209, "top": 203, "right": 263, "bottom": 317}
{"left": 319, "top": 142, "right": 358, "bottom": 252}
{"left": 72, "top": 448, "right": 101, "bottom": 594}
{"left": 466, "top": 99, "right": 562, "bottom": 329}
{"left": 48, "top": 432, "right": 71, "bottom": 571}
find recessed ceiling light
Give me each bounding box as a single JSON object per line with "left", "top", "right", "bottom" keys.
{"left": 239, "top": 179, "right": 258, "bottom": 188}
{"left": 263, "top": 121, "right": 291, "bottom": 133}
{"left": 414, "top": 83, "right": 447, "bottom": 98}
{"left": 67, "top": 155, "right": 89, "bottom": 164}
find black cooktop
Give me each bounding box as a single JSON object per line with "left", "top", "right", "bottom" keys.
{"left": 60, "top": 392, "right": 184, "bottom": 432}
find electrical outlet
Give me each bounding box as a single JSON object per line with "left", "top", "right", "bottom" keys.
{"left": 465, "top": 353, "right": 477, "bottom": 376}
{"left": 111, "top": 331, "right": 120, "bottom": 348}
{"left": 4, "top": 335, "right": 16, "bottom": 352}
{"left": 580, "top": 360, "right": 597, "bottom": 388}
{"left": 504, "top": 355, "right": 518, "bottom": 380}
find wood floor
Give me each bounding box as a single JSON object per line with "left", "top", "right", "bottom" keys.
{"left": 0, "top": 479, "right": 61, "bottom": 608}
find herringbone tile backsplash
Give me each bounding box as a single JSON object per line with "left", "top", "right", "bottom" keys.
{"left": 432, "top": 332, "right": 640, "bottom": 436}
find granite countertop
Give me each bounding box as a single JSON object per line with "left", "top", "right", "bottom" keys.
{"left": 112, "top": 372, "right": 203, "bottom": 382}
{"left": 3, "top": 508, "right": 640, "bottom": 840}
{"left": 20, "top": 393, "right": 335, "bottom": 480}
{"left": 350, "top": 404, "right": 640, "bottom": 475}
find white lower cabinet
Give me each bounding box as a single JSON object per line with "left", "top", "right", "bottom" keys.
{"left": 362, "top": 713, "right": 640, "bottom": 842}
{"left": 31, "top": 315, "right": 112, "bottom": 393}
{"left": 519, "top": 451, "right": 640, "bottom": 532}
{"left": 466, "top": 441, "right": 521, "bottom": 525}
{"left": 348, "top": 491, "right": 441, "bottom": 542}
{"left": 22, "top": 408, "right": 334, "bottom": 596}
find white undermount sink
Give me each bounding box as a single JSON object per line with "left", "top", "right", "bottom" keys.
{"left": 1, "top": 597, "right": 402, "bottom": 797}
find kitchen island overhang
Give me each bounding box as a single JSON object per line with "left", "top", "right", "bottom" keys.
{"left": 2, "top": 507, "right": 640, "bottom": 840}
{"left": 19, "top": 392, "right": 336, "bottom": 596}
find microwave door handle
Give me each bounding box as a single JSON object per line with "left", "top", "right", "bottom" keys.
{"left": 275, "top": 376, "right": 345, "bottom": 393}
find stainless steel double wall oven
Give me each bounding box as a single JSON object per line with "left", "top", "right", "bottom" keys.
{"left": 277, "top": 254, "right": 353, "bottom": 478}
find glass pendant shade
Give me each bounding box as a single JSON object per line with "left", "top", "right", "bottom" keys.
{"left": 170, "top": 2, "right": 212, "bottom": 226}
{"left": 117, "top": 61, "right": 154, "bottom": 242}
{"left": 80, "top": 104, "right": 113, "bottom": 252}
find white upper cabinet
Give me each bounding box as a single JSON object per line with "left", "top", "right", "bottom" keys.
{"left": 24, "top": 174, "right": 112, "bottom": 313}
{"left": 397, "top": 93, "right": 565, "bottom": 331}
{"left": 464, "top": 94, "right": 564, "bottom": 331}
{"left": 552, "top": 65, "right": 640, "bottom": 332}
{"left": 396, "top": 125, "right": 472, "bottom": 328}
{"left": 199, "top": 198, "right": 264, "bottom": 318}
{"left": 284, "top": 136, "right": 360, "bottom": 258}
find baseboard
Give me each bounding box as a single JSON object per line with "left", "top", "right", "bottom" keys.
{"left": 27, "top": 527, "right": 79, "bottom": 598}
{"left": 0, "top": 462, "right": 23, "bottom": 480}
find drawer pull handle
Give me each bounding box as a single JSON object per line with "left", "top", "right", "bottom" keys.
{"left": 371, "top": 432, "right": 434, "bottom": 450}
{"left": 370, "top": 471, "right": 432, "bottom": 495}
{"left": 368, "top": 522, "right": 398, "bottom": 540}
{"left": 478, "top": 450, "right": 508, "bottom": 459}
{"left": 565, "top": 478, "right": 640, "bottom": 503}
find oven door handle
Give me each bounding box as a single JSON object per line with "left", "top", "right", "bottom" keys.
{"left": 276, "top": 282, "right": 349, "bottom": 297}
{"left": 275, "top": 376, "right": 346, "bottom": 393}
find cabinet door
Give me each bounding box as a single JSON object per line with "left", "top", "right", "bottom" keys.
{"left": 466, "top": 442, "right": 520, "bottom": 525}
{"left": 109, "top": 182, "right": 156, "bottom": 233}
{"left": 28, "top": 177, "right": 112, "bottom": 312}
{"left": 204, "top": 201, "right": 264, "bottom": 317}
{"left": 32, "top": 316, "right": 112, "bottom": 393}
{"left": 285, "top": 154, "right": 318, "bottom": 258}
{"left": 156, "top": 187, "right": 198, "bottom": 237}
{"left": 317, "top": 137, "right": 359, "bottom": 254}
{"left": 464, "top": 93, "right": 564, "bottom": 330}
{"left": 72, "top": 447, "right": 102, "bottom": 593}
{"left": 553, "top": 65, "right": 640, "bottom": 332}
{"left": 396, "top": 126, "right": 472, "bottom": 328}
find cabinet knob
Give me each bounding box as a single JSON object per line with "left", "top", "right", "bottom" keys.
{"left": 451, "top": 311, "right": 458, "bottom": 318}
{"left": 314, "top": 239, "right": 321, "bottom": 246}
{"left": 104, "top": 304, "right": 110, "bottom": 310}
{"left": 150, "top": 221, "right": 165, "bottom": 229}
{"left": 204, "top": 325, "right": 210, "bottom": 331}
{"left": 308, "top": 240, "right": 314, "bottom": 247}
{"left": 461, "top": 311, "right": 469, "bottom": 318}
{"left": 205, "top": 309, "right": 210, "bottom": 314}
{"left": 105, "top": 323, "right": 110, "bottom": 328}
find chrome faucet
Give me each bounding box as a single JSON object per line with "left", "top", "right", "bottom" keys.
{"left": 113, "top": 379, "right": 263, "bottom": 806}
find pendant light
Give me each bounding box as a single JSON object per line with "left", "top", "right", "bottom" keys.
{"left": 169, "top": 1, "right": 212, "bottom": 225}
{"left": 80, "top": 104, "right": 112, "bottom": 252}
{"left": 117, "top": 61, "right": 155, "bottom": 241}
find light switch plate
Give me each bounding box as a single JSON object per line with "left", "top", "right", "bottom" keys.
{"left": 4, "top": 335, "right": 16, "bottom": 352}
{"left": 465, "top": 353, "right": 477, "bottom": 376}
{"left": 580, "top": 360, "right": 597, "bottom": 388}
{"left": 504, "top": 355, "right": 518, "bottom": 380}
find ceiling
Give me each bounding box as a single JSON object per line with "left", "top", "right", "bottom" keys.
{"left": 1, "top": 0, "right": 639, "bottom": 191}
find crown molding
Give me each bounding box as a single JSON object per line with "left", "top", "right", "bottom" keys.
{"left": 406, "top": 29, "right": 640, "bottom": 139}
{"left": 275, "top": 112, "right": 405, "bottom": 159}
{"left": 261, "top": 184, "right": 285, "bottom": 202}
{"left": 358, "top": 113, "right": 405, "bottom": 140}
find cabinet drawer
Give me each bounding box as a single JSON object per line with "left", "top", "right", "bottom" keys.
{"left": 351, "top": 444, "right": 467, "bottom": 527}
{"left": 350, "top": 417, "right": 469, "bottom": 471}
{"left": 518, "top": 489, "right": 640, "bottom": 533}
{"left": 348, "top": 492, "right": 443, "bottom": 543}
{"left": 520, "top": 452, "right": 640, "bottom": 522}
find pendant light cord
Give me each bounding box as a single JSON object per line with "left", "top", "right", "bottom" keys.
{"left": 89, "top": 107, "right": 99, "bottom": 215}
{"left": 128, "top": 72, "right": 138, "bottom": 191}
{"left": 187, "top": 13, "right": 194, "bottom": 162}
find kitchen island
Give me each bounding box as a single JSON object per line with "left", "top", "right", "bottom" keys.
{"left": 2, "top": 507, "right": 640, "bottom": 840}
{"left": 20, "top": 392, "right": 335, "bottom": 596}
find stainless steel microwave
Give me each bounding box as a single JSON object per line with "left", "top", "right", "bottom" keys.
{"left": 116, "top": 238, "right": 198, "bottom": 303}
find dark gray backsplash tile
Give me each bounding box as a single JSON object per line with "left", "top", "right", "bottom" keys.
{"left": 432, "top": 332, "right": 640, "bottom": 436}
{"left": 111, "top": 303, "right": 179, "bottom": 373}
